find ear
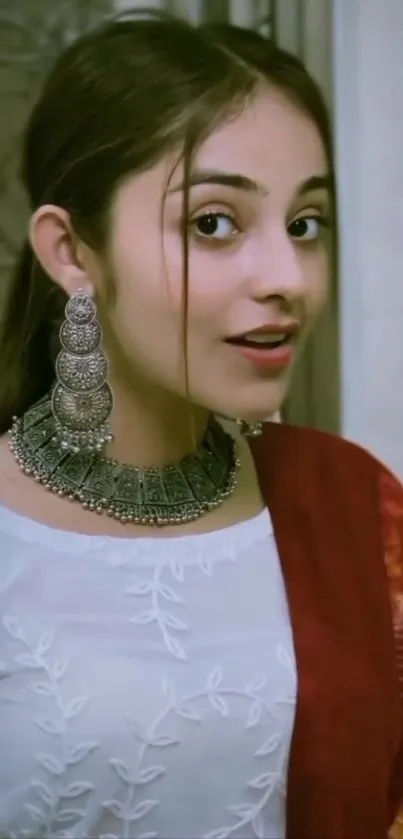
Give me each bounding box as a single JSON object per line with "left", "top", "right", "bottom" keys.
{"left": 29, "top": 205, "right": 94, "bottom": 298}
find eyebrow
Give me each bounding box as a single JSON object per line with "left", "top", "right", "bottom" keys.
{"left": 297, "top": 174, "right": 333, "bottom": 196}
{"left": 168, "top": 169, "right": 333, "bottom": 197}
{"left": 168, "top": 169, "right": 267, "bottom": 195}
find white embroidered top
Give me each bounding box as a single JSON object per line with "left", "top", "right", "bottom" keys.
{"left": 0, "top": 503, "right": 297, "bottom": 839}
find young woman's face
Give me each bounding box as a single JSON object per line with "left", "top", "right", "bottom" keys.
{"left": 102, "top": 86, "right": 331, "bottom": 422}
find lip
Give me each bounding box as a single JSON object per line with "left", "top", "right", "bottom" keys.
{"left": 229, "top": 341, "right": 295, "bottom": 371}
{"left": 228, "top": 320, "right": 300, "bottom": 340}
{"left": 225, "top": 320, "right": 299, "bottom": 372}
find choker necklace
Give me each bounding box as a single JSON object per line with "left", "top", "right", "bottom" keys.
{"left": 9, "top": 397, "right": 240, "bottom": 526}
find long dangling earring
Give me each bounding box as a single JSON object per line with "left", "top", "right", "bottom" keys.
{"left": 236, "top": 419, "right": 263, "bottom": 438}
{"left": 51, "top": 288, "right": 114, "bottom": 454}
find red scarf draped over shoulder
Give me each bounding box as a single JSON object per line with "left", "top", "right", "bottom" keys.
{"left": 248, "top": 423, "right": 403, "bottom": 839}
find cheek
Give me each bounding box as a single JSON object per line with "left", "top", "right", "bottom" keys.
{"left": 304, "top": 249, "right": 329, "bottom": 319}
{"left": 114, "top": 232, "right": 183, "bottom": 317}
{"left": 186, "top": 248, "right": 237, "bottom": 322}
{"left": 101, "top": 257, "right": 178, "bottom": 366}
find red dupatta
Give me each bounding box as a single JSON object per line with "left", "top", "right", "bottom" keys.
{"left": 249, "top": 423, "right": 403, "bottom": 839}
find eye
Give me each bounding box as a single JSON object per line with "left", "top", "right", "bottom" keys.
{"left": 191, "top": 212, "right": 238, "bottom": 241}
{"left": 288, "top": 216, "right": 328, "bottom": 242}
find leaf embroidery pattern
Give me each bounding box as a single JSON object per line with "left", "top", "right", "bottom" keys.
{"left": 106, "top": 657, "right": 295, "bottom": 839}
{"left": 2, "top": 613, "right": 98, "bottom": 837}
{"left": 127, "top": 565, "right": 188, "bottom": 661}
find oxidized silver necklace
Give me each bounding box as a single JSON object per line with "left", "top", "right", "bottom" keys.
{"left": 9, "top": 397, "right": 240, "bottom": 526}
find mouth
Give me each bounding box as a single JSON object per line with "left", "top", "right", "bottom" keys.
{"left": 225, "top": 323, "right": 299, "bottom": 371}
{"left": 226, "top": 333, "right": 291, "bottom": 350}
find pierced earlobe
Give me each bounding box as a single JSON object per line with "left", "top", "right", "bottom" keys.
{"left": 236, "top": 420, "right": 263, "bottom": 438}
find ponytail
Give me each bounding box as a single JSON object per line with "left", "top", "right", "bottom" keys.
{"left": 0, "top": 240, "right": 63, "bottom": 434}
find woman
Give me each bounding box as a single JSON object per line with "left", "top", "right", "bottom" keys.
{"left": 0, "top": 10, "right": 402, "bottom": 839}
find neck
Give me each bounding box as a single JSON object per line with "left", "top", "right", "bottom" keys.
{"left": 104, "top": 377, "right": 210, "bottom": 468}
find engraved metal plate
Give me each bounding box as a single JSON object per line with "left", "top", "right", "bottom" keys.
{"left": 51, "top": 382, "right": 113, "bottom": 431}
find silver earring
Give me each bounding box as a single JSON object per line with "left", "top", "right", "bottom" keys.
{"left": 236, "top": 419, "right": 263, "bottom": 438}
{"left": 51, "top": 288, "right": 114, "bottom": 454}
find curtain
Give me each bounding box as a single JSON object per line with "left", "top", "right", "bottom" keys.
{"left": 115, "top": 0, "right": 277, "bottom": 36}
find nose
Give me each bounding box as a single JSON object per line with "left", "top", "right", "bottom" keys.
{"left": 250, "top": 227, "right": 306, "bottom": 304}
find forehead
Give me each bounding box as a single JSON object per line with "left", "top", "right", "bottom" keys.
{"left": 192, "top": 86, "right": 328, "bottom": 190}
{"left": 112, "top": 86, "right": 328, "bottom": 221}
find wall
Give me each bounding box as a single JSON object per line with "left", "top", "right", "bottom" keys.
{"left": 278, "top": 0, "right": 340, "bottom": 434}
{"left": 333, "top": 0, "right": 403, "bottom": 476}
{"left": 0, "top": 0, "right": 111, "bottom": 321}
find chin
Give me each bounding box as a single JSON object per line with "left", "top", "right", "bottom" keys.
{"left": 239, "top": 408, "right": 282, "bottom": 423}
{"left": 213, "top": 402, "right": 284, "bottom": 426}
{"left": 212, "top": 380, "right": 288, "bottom": 425}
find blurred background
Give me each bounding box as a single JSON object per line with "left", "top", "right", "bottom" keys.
{"left": 0, "top": 0, "right": 402, "bottom": 475}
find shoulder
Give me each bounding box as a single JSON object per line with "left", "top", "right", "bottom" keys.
{"left": 266, "top": 420, "right": 374, "bottom": 460}
{"left": 264, "top": 421, "right": 400, "bottom": 482}
{"left": 0, "top": 432, "right": 21, "bottom": 492}
{"left": 0, "top": 432, "right": 28, "bottom": 501}
{"left": 251, "top": 421, "right": 403, "bottom": 518}
{"left": 0, "top": 433, "right": 54, "bottom": 531}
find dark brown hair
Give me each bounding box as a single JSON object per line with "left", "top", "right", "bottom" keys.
{"left": 0, "top": 9, "right": 332, "bottom": 434}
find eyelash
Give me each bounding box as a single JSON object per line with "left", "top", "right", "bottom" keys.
{"left": 288, "top": 215, "right": 330, "bottom": 242}
{"left": 189, "top": 211, "right": 331, "bottom": 245}
{"left": 189, "top": 212, "right": 238, "bottom": 243}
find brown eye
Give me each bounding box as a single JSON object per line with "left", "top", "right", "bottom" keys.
{"left": 193, "top": 212, "right": 237, "bottom": 240}
{"left": 289, "top": 217, "right": 326, "bottom": 241}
